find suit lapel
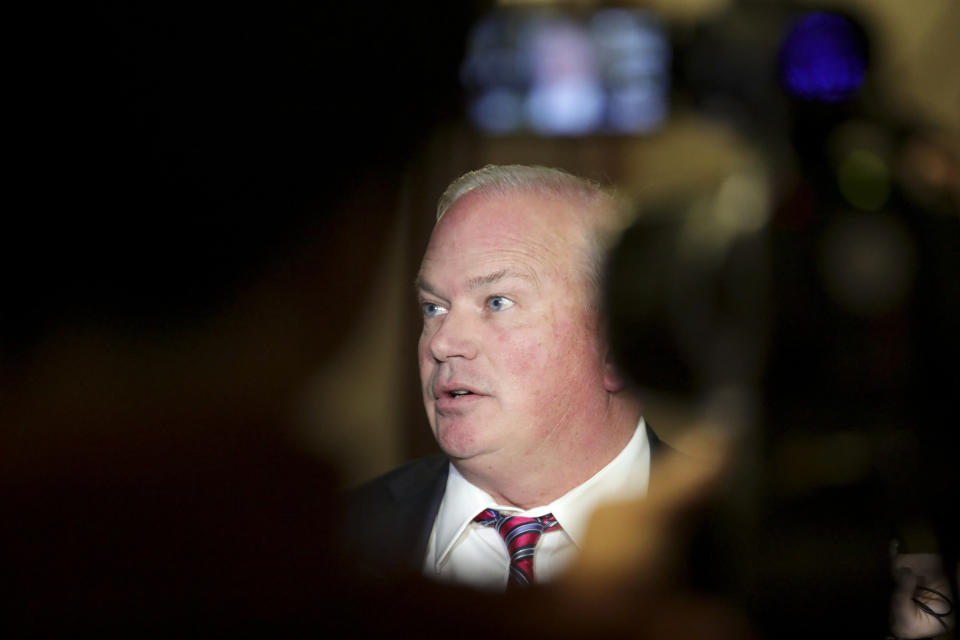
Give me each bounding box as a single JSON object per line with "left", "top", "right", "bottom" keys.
{"left": 384, "top": 454, "right": 448, "bottom": 570}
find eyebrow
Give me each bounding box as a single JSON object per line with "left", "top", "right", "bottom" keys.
{"left": 414, "top": 275, "right": 439, "bottom": 298}
{"left": 466, "top": 269, "right": 533, "bottom": 291}
{"left": 415, "top": 269, "right": 535, "bottom": 297}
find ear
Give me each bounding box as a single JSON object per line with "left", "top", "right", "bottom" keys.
{"left": 603, "top": 360, "right": 625, "bottom": 392}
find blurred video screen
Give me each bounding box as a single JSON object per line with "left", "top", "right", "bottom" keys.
{"left": 461, "top": 7, "right": 670, "bottom": 136}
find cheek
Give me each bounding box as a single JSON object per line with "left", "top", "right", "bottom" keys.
{"left": 495, "top": 330, "right": 543, "bottom": 378}
{"left": 496, "top": 321, "right": 597, "bottom": 393}
{"left": 417, "top": 336, "right": 434, "bottom": 380}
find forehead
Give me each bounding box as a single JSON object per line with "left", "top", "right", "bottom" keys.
{"left": 420, "top": 190, "right": 585, "bottom": 279}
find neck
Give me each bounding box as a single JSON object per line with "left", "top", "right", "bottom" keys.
{"left": 452, "top": 393, "right": 642, "bottom": 510}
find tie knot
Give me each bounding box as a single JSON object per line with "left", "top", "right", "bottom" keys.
{"left": 474, "top": 508, "right": 559, "bottom": 533}
{"left": 474, "top": 508, "right": 561, "bottom": 587}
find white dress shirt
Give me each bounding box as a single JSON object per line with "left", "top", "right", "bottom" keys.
{"left": 423, "top": 418, "right": 651, "bottom": 591}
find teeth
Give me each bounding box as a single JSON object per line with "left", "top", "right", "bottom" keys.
{"left": 450, "top": 390, "right": 471, "bottom": 397}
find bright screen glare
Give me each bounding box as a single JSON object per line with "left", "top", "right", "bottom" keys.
{"left": 461, "top": 8, "right": 670, "bottom": 136}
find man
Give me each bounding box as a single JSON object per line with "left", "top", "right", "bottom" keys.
{"left": 341, "top": 164, "right": 956, "bottom": 639}
{"left": 344, "top": 164, "right": 666, "bottom": 591}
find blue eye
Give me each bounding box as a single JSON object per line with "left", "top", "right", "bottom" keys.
{"left": 487, "top": 296, "right": 514, "bottom": 312}
{"left": 422, "top": 301, "right": 448, "bottom": 318}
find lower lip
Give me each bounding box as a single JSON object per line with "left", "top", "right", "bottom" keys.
{"left": 435, "top": 394, "right": 485, "bottom": 412}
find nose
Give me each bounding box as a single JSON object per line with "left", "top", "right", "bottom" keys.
{"left": 426, "top": 309, "right": 479, "bottom": 362}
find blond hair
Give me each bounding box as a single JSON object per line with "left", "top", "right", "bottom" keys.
{"left": 436, "top": 165, "right": 623, "bottom": 299}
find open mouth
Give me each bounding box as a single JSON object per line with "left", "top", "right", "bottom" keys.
{"left": 434, "top": 385, "right": 482, "bottom": 412}
{"left": 433, "top": 382, "right": 483, "bottom": 405}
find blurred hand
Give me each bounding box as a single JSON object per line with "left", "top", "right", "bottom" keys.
{"left": 551, "top": 427, "right": 751, "bottom": 639}
{"left": 890, "top": 553, "right": 955, "bottom": 639}
{"left": 565, "top": 428, "right": 728, "bottom": 590}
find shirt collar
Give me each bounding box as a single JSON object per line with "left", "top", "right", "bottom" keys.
{"left": 431, "top": 417, "right": 650, "bottom": 570}
{"left": 432, "top": 463, "right": 500, "bottom": 570}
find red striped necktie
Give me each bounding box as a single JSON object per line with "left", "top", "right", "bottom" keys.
{"left": 474, "top": 508, "right": 562, "bottom": 588}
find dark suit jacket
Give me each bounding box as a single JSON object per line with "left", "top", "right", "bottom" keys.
{"left": 341, "top": 424, "right": 668, "bottom": 580}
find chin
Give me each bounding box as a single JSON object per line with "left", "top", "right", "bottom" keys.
{"left": 434, "top": 420, "right": 487, "bottom": 460}
{"left": 437, "top": 435, "right": 480, "bottom": 460}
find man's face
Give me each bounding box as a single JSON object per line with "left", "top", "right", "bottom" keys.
{"left": 417, "top": 190, "right": 611, "bottom": 470}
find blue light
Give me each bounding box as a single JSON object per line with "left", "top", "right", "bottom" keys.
{"left": 780, "top": 12, "right": 867, "bottom": 103}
